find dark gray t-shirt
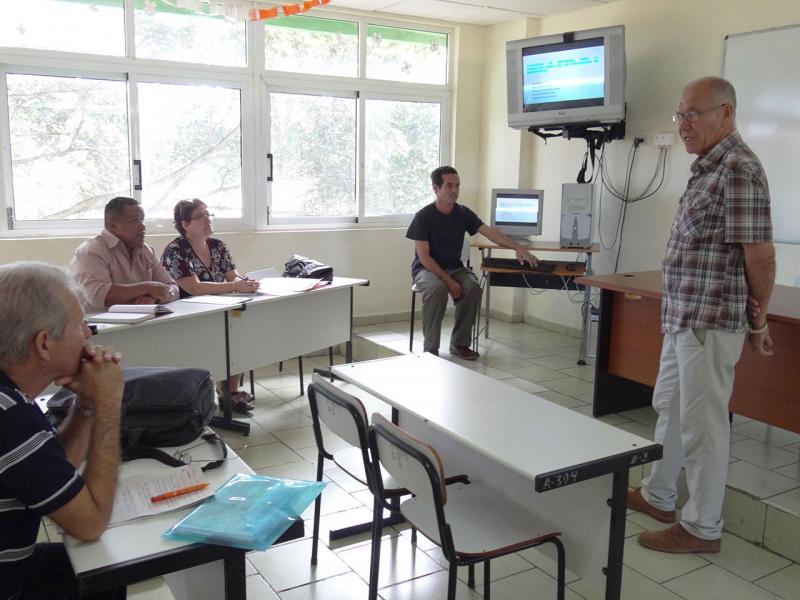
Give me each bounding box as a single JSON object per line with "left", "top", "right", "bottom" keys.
{"left": 406, "top": 202, "right": 483, "bottom": 277}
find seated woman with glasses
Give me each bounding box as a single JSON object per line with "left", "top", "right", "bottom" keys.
{"left": 161, "top": 198, "right": 260, "bottom": 413}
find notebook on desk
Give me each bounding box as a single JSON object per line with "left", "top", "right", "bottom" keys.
{"left": 86, "top": 312, "right": 155, "bottom": 324}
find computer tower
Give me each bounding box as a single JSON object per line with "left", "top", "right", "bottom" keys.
{"left": 560, "top": 183, "right": 593, "bottom": 248}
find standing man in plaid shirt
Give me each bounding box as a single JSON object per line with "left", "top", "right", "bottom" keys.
{"left": 627, "top": 77, "right": 775, "bottom": 553}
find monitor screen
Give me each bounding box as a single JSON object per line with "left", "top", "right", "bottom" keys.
{"left": 490, "top": 189, "right": 543, "bottom": 239}
{"left": 522, "top": 38, "right": 604, "bottom": 112}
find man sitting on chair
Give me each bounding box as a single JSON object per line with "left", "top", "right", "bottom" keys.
{"left": 407, "top": 166, "right": 538, "bottom": 359}
{"left": 71, "top": 196, "right": 180, "bottom": 314}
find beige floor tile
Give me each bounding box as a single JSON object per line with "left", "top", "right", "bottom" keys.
{"left": 571, "top": 565, "right": 684, "bottom": 600}
{"left": 765, "top": 506, "right": 800, "bottom": 563}
{"left": 773, "top": 461, "right": 800, "bottom": 485}
{"left": 726, "top": 461, "right": 798, "bottom": 499}
{"left": 755, "top": 564, "right": 800, "bottom": 600}
{"left": 246, "top": 574, "right": 280, "bottom": 600}
{"left": 252, "top": 407, "right": 313, "bottom": 432}
{"left": 622, "top": 536, "right": 708, "bottom": 583}
{"left": 279, "top": 572, "right": 368, "bottom": 600}
{"left": 506, "top": 364, "right": 565, "bottom": 383}
{"left": 764, "top": 488, "right": 800, "bottom": 517}
{"left": 703, "top": 532, "right": 791, "bottom": 581}
{"left": 502, "top": 377, "right": 549, "bottom": 394}
{"left": 516, "top": 546, "right": 580, "bottom": 583}
{"left": 249, "top": 538, "right": 350, "bottom": 591}
{"left": 337, "top": 532, "right": 443, "bottom": 589}
{"left": 237, "top": 441, "right": 302, "bottom": 470}
{"left": 480, "top": 566, "right": 584, "bottom": 600}
{"left": 424, "top": 545, "right": 536, "bottom": 584}
{"left": 730, "top": 439, "right": 799, "bottom": 470}
{"left": 614, "top": 421, "right": 655, "bottom": 441}
{"left": 665, "top": 563, "right": 783, "bottom": 600}
{"left": 377, "top": 570, "right": 482, "bottom": 599}
{"left": 480, "top": 353, "right": 531, "bottom": 371}
{"left": 531, "top": 355, "right": 581, "bottom": 370}
{"left": 535, "top": 389, "right": 588, "bottom": 409}
{"left": 541, "top": 376, "right": 595, "bottom": 397}
{"left": 733, "top": 422, "right": 800, "bottom": 448}
{"left": 559, "top": 365, "right": 596, "bottom": 382}
{"left": 254, "top": 460, "right": 319, "bottom": 482}
{"left": 619, "top": 406, "right": 659, "bottom": 427}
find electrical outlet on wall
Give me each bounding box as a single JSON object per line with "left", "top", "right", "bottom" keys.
{"left": 653, "top": 133, "right": 675, "bottom": 147}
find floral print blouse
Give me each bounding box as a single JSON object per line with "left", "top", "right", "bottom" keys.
{"left": 161, "top": 237, "right": 236, "bottom": 298}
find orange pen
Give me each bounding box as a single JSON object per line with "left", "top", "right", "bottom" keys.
{"left": 150, "top": 482, "right": 210, "bottom": 503}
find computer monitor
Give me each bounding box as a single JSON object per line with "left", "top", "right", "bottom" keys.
{"left": 490, "top": 188, "right": 543, "bottom": 241}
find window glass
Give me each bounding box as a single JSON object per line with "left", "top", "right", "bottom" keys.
{"left": 269, "top": 92, "right": 356, "bottom": 218}
{"left": 0, "top": 0, "right": 125, "bottom": 56}
{"left": 137, "top": 82, "right": 243, "bottom": 219}
{"left": 366, "top": 25, "right": 447, "bottom": 85}
{"left": 364, "top": 99, "right": 441, "bottom": 217}
{"left": 6, "top": 73, "right": 130, "bottom": 221}
{"left": 264, "top": 16, "right": 358, "bottom": 77}
{"left": 134, "top": 0, "right": 246, "bottom": 67}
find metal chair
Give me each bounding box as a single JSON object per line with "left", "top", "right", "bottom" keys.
{"left": 369, "top": 413, "right": 565, "bottom": 600}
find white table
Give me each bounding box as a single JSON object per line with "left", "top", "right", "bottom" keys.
{"left": 92, "top": 277, "right": 368, "bottom": 435}
{"left": 332, "top": 354, "right": 661, "bottom": 600}
{"left": 63, "top": 437, "right": 303, "bottom": 599}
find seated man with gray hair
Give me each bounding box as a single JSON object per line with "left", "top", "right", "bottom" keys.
{"left": 0, "top": 262, "right": 125, "bottom": 600}
{"left": 71, "top": 196, "right": 179, "bottom": 314}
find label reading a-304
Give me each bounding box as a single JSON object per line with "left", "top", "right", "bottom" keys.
{"left": 541, "top": 470, "right": 579, "bottom": 490}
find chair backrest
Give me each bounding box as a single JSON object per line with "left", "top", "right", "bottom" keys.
{"left": 308, "top": 373, "right": 369, "bottom": 452}
{"left": 370, "top": 413, "right": 446, "bottom": 507}
{"left": 461, "top": 236, "right": 472, "bottom": 267}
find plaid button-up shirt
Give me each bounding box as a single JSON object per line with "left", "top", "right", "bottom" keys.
{"left": 662, "top": 130, "right": 772, "bottom": 334}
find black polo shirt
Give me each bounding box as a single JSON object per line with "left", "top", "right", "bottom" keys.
{"left": 406, "top": 202, "right": 483, "bottom": 278}
{"left": 0, "top": 371, "right": 84, "bottom": 598}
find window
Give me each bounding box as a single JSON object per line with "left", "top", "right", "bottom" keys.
{"left": 0, "top": 4, "right": 451, "bottom": 233}
{"left": 269, "top": 92, "right": 356, "bottom": 219}
{"left": 366, "top": 25, "right": 448, "bottom": 85}
{"left": 264, "top": 16, "right": 358, "bottom": 78}
{"left": 364, "top": 99, "right": 441, "bottom": 217}
{"left": 266, "top": 17, "right": 451, "bottom": 222}
{"left": 134, "top": 1, "right": 247, "bottom": 67}
{"left": 5, "top": 73, "right": 130, "bottom": 222}
{"left": 0, "top": 0, "right": 125, "bottom": 56}
{"left": 137, "top": 82, "right": 243, "bottom": 219}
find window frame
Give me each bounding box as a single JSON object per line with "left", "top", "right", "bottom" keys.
{"left": 0, "top": 5, "right": 454, "bottom": 237}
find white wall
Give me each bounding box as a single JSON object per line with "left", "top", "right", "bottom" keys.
{"left": 519, "top": 0, "right": 800, "bottom": 330}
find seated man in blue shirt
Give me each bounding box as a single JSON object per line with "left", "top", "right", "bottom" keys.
{"left": 0, "top": 262, "right": 124, "bottom": 600}
{"left": 407, "top": 166, "right": 538, "bottom": 359}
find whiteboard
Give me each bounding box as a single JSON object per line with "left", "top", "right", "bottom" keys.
{"left": 724, "top": 24, "right": 800, "bottom": 244}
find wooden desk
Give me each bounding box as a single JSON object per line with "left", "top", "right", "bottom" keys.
{"left": 64, "top": 438, "right": 304, "bottom": 599}
{"left": 333, "top": 354, "right": 660, "bottom": 600}
{"left": 576, "top": 271, "right": 800, "bottom": 433}
{"left": 474, "top": 240, "right": 599, "bottom": 364}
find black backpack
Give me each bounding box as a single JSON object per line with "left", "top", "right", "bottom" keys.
{"left": 283, "top": 255, "right": 334, "bottom": 282}
{"left": 46, "top": 367, "right": 225, "bottom": 471}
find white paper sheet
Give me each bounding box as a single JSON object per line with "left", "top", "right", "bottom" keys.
{"left": 108, "top": 464, "right": 213, "bottom": 527}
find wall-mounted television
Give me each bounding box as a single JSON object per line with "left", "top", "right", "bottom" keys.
{"left": 490, "top": 189, "right": 543, "bottom": 241}
{"left": 506, "top": 25, "right": 626, "bottom": 130}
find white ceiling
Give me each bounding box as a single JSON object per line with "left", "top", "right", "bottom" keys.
{"left": 327, "top": 0, "right": 618, "bottom": 26}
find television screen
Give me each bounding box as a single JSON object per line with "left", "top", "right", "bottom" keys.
{"left": 506, "top": 25, "right": 625, "bottom": 130}
{"left": 522, "top": 38, "right": 604, "bottom": 112}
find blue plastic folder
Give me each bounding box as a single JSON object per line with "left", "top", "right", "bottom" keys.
{"left": 163, "top": 473, "right": 326, "bottom": 551}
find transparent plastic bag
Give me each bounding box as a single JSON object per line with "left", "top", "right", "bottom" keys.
{"left": 163, "top": 473, "right": 326, "bottom": 550}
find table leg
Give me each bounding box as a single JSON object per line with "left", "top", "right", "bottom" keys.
{"left": 483, "top": 272, "right": 492, "bottom": 339}
{"left": 604, "top": 468, "right": 629, "bottom": 600}
{"left": 223, "top": 550, "right": 247, "bottom": 600}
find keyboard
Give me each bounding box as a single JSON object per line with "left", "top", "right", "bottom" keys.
{"left": 481, "top": 257, "right": 557, "bottom": 273}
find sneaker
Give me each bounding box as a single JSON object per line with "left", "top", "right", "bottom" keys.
{"left": 449, "top": 345, "right": 479, "bottom": 361}
{"left": 638, "top": 524, "right": 720, "bottom": 554}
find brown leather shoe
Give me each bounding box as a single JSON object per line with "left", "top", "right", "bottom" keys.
{"left": 638, "top": 524, "right": 720, "bottom": 554}
{"left": 627, "top": 488, "right": 676, "bottom": 523}
{"left": 449, "top": 345, "right": 479, "bottom": 360}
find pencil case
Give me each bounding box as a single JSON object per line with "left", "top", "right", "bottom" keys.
{"left": 163, "top": 473, "right": 326, "bottom": 550}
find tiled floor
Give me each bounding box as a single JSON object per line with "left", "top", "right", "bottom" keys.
{"left": 119, "top": 318, "right": 799, "bottom": 599}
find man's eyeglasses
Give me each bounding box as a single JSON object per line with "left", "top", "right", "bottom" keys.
{"left": 190, "top": 212, "right": 214, "bottom": 221}
{"left": 672, "top": 104, "right": 726, "bottom": 124}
